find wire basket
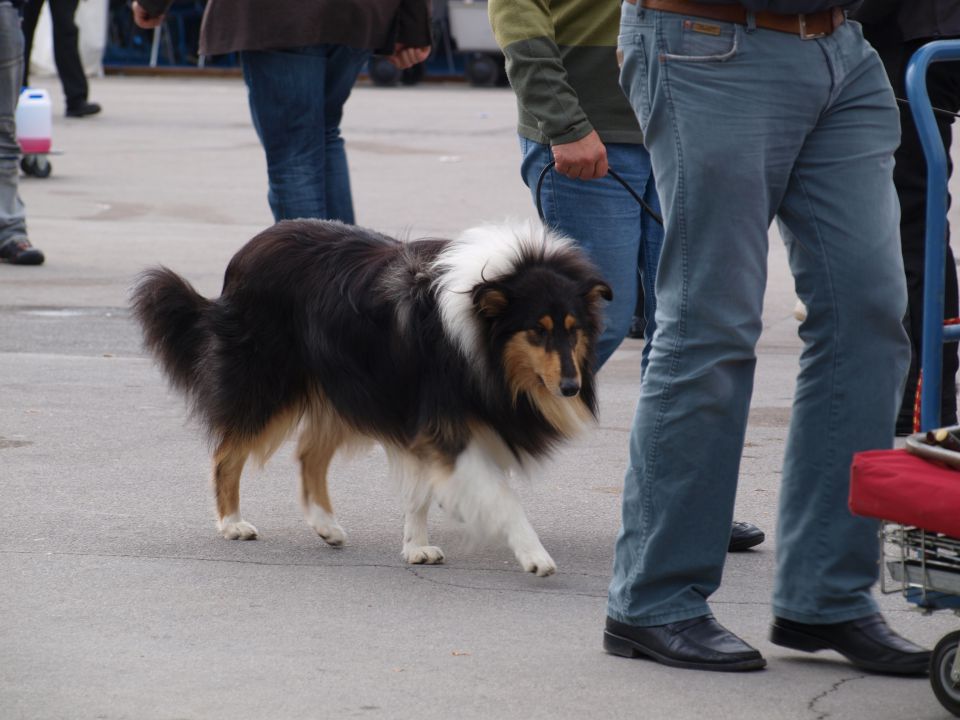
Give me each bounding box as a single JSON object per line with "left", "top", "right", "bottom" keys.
{"left": 882, "top": 523, "right": 960, "bottom": 610}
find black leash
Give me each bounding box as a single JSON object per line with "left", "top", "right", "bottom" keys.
{"left": 535, "top": 160, "right": 664, "bottom": 227}
{"left": 896, "top": 97, "right": 960, "bottom": 120}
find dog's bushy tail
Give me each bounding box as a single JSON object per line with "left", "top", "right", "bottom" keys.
{"left": 131, "top": 267, "right": 212, "bottom": 394}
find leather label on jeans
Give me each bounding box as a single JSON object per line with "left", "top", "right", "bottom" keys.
{"left": 688, "top": 21, "right": 722, "bottom": 36}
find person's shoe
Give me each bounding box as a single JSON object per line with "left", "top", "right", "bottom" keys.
{"left": 65, "top": 101, "right": 101, "bottom": 118}
{"left": 0, "top": 237, "right": 44, "bottom": 265}
{"left": 770, "top": 613, "right": 930, "bottom": 675}
{"left": 604, "top": 614, "right": 767, "bottom": 672}
{"left": 728, "top": 520, "right": 765, "bottom": 552}
{"left": 627, "top": 314, "right": 646, "bottom": 339}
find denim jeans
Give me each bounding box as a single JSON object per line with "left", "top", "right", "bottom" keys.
{"left": 609, "top": 5, "right": 910, "bottom": 626}
{"left": 241, "top": 45, "right": 371, "bottom": 223}
{"left": 520, "top": 137, "right": 664, "bottom": 369}
{"left": 0, "top": 0, "right": 27, "bottom": 247}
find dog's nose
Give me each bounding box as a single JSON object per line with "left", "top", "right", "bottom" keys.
{"left": 559, "top": 378, "right": 580, "bottom": 397}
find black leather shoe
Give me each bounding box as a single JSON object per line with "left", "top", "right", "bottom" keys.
{"left": 729, "top": 520, "right": 765, "bottom": 552}
{"left": 604, "top": 614, "right": 767, "bottom": 672}
{"left": 770, "top": 613, "right": 930, "bottom": 675}
{"left": 65, "top": 101, "right": 101, "bottom": 118}
{"left": 0, "top": 237, "right": 44, "bottom": 265}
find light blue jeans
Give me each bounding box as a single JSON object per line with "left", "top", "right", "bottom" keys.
{"left": 0, "top": 0, "right": 27, "bottom": 247}
{"left": 241, "top": 45, "right": 371, "bottom": 223}
{"left": 520, "top": 138, "right": 664, "bottom": 369}
{"left": 608, "top": 4, "right": 910, "bottom": 626}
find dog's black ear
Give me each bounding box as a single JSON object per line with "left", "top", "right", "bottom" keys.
{"left": 584, "top": 281, "right": 613, "bottom": 304}
{"left": 474, "top": 284, "right": 509, "bottom": 318}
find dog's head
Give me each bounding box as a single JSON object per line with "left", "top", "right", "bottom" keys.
{"left": 433, "top": 221, "right": 612, "bottom": 433}
{"left": 473, "top": 267, "right": 611, "bottom": 401}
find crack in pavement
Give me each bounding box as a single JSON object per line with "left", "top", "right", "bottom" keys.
{"left": 808, "top": 675, "right": 865, "bottom": 719}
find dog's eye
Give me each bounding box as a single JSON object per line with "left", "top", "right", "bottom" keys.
{"left": 527, "top": 326, "right": 548, "bottom": 343}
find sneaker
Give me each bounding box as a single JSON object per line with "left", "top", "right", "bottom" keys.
{"left": 65, "top": 101, "right": 101, "bottom": 118}
{"left": 0, "top": 237, "right": 45, "bottom": 265}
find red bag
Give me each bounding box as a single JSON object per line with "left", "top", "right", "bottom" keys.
{"left": 850, "top": 449, "right": 960, "bottom": 537}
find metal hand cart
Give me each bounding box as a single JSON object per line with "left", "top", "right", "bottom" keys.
{"left": 871, "top": 39, "right": 960, "bottom": 718}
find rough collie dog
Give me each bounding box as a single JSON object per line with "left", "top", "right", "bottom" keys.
{"left": 132, "top": 219, "right": 610, "bottom": 576}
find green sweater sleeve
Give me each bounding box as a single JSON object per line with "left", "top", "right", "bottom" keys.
{"left": 489, "top": 0, "right": 593, "bottom": 145}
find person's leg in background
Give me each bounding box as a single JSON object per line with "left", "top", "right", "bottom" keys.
{"left": 19, "top": 0, "right": 41, "bottom": 87}
{"left": 48, "top": 0, "right": 94, "bottom": 115}
{"left": 242, "top": 45, "right": 369, "bottom": 223}
{"left": 22, "top": 0, "right": 99, "bottom": 116}
{"left": 519, "top": 137, "right": 655, "bottom": 368}
{"left": 0, "top": 0, "right": 44, "bottom": 265}
{"left": 321, "top": 45, "right": 371, "bottom": 224}
{"left": 886, "top": 39, "right": 960, "bottom": 433}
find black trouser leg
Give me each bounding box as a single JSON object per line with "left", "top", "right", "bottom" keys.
{"left": 48, "top": 0, "right": 88, "bottom": 108}
{"left": 889, "top": 40, "right": 960, "bottom": 428}
{"left": 20, "top": 0, "right": 43, "bottom": 88}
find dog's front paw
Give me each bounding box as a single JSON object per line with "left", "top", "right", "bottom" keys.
{"left": 218, "top": 516, "right": 259, "bottom": 540}
{"left": 315, "top": 523, "right": 347, "bottom": 547}
{"left": 308, "top": 504, "right": 346, "bottom": 547}
{"left": 516, "top": 548, "right": 556, "bottom": 577}
{"left": 402, "top": 544, "right": 445, "bottom": 565}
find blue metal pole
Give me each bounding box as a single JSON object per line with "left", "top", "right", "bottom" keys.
{"left": 905, "top": 41, "right": 960, "bottom": 431}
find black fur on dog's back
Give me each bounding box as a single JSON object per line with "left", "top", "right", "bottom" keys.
{"left": 132, "top": 219, "right": 606, "bottom": 464}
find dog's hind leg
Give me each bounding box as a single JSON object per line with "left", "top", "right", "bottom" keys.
{"left": 298, "top": 417, "right": 346, "bottom": 547}
{"left": 213, "top": 440, "right": 258, "bottom": 540}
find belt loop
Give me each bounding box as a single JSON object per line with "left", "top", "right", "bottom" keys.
{"left": 745, "top": 11, "right": 757, "bottom": 32}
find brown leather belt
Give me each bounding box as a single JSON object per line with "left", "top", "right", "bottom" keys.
{"left": 626, "top": 0, "right": 845, "bottom": 40}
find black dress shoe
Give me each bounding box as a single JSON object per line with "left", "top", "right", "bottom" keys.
{"left": 729, "top": 520, "right": 765, "bottom": 552}
{"left": 0, "top": 237, "right": 44, "bottom": 265}
{"left": 605, "top": 614, "right": 767, "bottom": 672}
{"left": 65, "top": 101, "right": 101, "bottom": 118}
{"left": 770, "top": 613, "right": 930, "bottom": 675}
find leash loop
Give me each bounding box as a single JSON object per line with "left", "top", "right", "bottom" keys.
{"left": 535, "top": 159, "right": 664, "bottom": 227}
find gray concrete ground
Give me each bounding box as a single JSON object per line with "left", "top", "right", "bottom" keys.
{"left": 2, "top": 75, "right": 958, "bottom": 720}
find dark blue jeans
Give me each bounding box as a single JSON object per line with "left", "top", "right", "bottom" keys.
{"left": 241, "top": 45, "right": 371, "bottom": 223}
{"left": 520, "top": 138, "right": 663, "bottom": 370}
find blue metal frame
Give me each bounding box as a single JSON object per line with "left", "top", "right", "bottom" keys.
{"left": 906, "top": 41, "right": 960, "bottom": 431}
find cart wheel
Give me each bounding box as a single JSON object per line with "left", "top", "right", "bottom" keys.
{"left": 20, "top": 154, "right": 51, "bottom": 178}
{"left": 932, "top": 630, "right": 960, "bottom": 717}
{"left": 465, "top": 54, "right": 498, "bottom": 86}
{"left": 369, "top": 57, "right": 401, "bottom": 87}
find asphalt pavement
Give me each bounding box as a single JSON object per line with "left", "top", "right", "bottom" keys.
{"left": 1, "top": 75, "right": 958, "bottom": 720}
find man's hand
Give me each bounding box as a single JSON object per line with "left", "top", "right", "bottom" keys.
{"left": 387, "top": 44, "right": 431, "bottom": 69}
{"left": 552, "top": 130, "right": 608, "bottom": 180}
{"left": 132, "top": 1, "right": 164, "bottom": 29}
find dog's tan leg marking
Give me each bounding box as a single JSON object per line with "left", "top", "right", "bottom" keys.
{"left": 213, "top": 441, "right": 258, "bottom": 540}
{"left": 298, "top": 416, "right": 346, "bottom": 547}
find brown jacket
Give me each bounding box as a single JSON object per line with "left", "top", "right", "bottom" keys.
{"left": 143, "top": 0, "right": 431, "bottom": 56}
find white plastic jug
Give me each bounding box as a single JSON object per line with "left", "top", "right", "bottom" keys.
{"left": 16, "top": 88, "right": 52, "bottom": 155}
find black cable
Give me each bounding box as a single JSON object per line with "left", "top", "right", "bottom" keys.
{"left": 535, "top": 160, "right": 664, "bottom": 227}
{"left": 896, "top": 97, "right": 960, "bottom": 120}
